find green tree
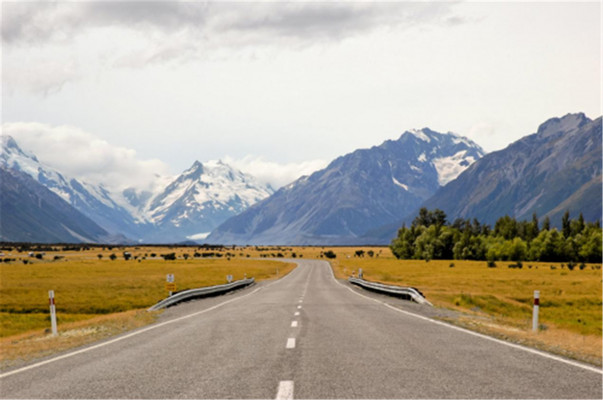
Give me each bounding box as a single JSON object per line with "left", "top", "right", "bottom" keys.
{"left": 562, "top": 210, "right": 571, "bottom": 238}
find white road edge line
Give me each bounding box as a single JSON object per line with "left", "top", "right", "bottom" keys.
{"left": 291, "top": 321, "right": 298, "bottom": 328}
{"left": 275, "top": 380, "right": 294, "bottom": 400}
{"left": 286, "top": 338, "right": 296, "bottom": 349}
{"left": 325, "top": 261, "right": 603, "bottom": 375}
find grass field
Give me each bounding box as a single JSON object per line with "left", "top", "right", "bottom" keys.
{"left": 0, "top": 253, "right": 292, "bottom": 336}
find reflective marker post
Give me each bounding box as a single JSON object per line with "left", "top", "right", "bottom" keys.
{"left": 48, "top": 290, "right": 58, "bottom": 336}
{"left": 532, "top": 290, "right": 540, "bottom": 332}
{"left": 166, "top": 274, "right": 175, "bottom": 296}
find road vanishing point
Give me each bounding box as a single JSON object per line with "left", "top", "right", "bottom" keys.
{"left": 1, "top": 260, "right": 601, "bottom": 399}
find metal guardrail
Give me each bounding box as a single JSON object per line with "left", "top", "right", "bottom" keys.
{"left": 348, "top": 277, "right": 432, "bottom": 306}
{"left": 148, "top": 278, "right": 255, "bottom": 311}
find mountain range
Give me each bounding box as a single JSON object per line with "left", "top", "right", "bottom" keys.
{"left": 1, "top": 112, "right": 600, "bottom": 245}
{"left": 0, "top": 136, "right": 273, "bottom": 243}
{"left": 206, "top": 129, "right": 485, "bottom": 245}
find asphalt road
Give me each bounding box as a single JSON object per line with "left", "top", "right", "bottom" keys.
{"left": 1, "top": 259, "right": 601, "bottom": 399}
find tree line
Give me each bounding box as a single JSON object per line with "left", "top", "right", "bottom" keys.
{"left": 390, "top": 208, "right": 602, "bottom": 263}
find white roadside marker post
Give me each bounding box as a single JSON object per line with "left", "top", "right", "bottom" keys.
{"left": 166, "top": 274, "right": 175, "bottom": 296}
{"left": 532, "top": 290, "right": 540, "bottom": 332}
{"left": 48, "top": 290, "right": 58, "bottom": 336}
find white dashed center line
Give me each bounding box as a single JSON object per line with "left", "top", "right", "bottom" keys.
{"left": 275, "top": 380, "right": 294, "bottom": 400}
{"left": 294, "top": 311, "right": 300, "bottom": 316}
{"left": 291, "top": 321, "right": 298, "bottom": 328}
{"left": 286, "top": 338, "right": 296, "bottom": 349}
{"left": 297, "top": 305, "right": 302, "bottom": 309}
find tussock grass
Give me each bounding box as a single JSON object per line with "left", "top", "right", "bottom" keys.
{"left": 0, "top": 255, "right": 293, "bottom": 338}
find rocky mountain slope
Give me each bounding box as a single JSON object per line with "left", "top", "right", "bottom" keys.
{"left": 416, "top": 113, "right": 602, "bottom": 227}
{"left": 0, "top": 166, "right": 110, "bottom": 243}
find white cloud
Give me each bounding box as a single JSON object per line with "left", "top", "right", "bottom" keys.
{"left": 2, "top": 122, "right": 173, "bottom": 192}
{"left": 2, "top": 2, "right": 458, "bottom": 95}
{"left": 221, "top": 155, "right": 328, "bottom": 189}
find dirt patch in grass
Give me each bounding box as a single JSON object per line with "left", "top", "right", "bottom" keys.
{"left": 0, "top": 309, "right": 157, "bottom": 371}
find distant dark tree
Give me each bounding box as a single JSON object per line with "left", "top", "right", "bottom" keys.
{"left": 367, "top": 250, "right": 375, "bottom": 257}
{"left": 355, "top": 250, "right": 365, "bottom": 257}
{"left": 527, "top": 213, "right": 540, "bottom": 241}
{"left": 494, "top": 216, "right": 518, "bottom": 240}
{"left": 162, "top": 253, "right": 176, "bottom": 261}
{"left": 542, "top": 216, "right": 551, "bottom": 231}
{"left": 570, "top": 213, "right": 585, "bottom": 236}
{"left": 562, "top": 210, "right": 571, "bottom": 238}
{"left": 412, "top": 208, "right": 447, "bottom": 228}
{"left": 123, "top": 252, "right": 131, "bottom": 261}
{"left": 109, "top": 253, "right": 117, "bottom": 261}
{"left": 323, "top": 250, "right": 336, "bottom": 259}
{"left": 97, "top": 254, "right": 103, "bottom": 260}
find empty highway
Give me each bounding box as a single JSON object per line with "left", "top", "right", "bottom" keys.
{"left": 1, "top": 259, "right": 601, "bottom": 399}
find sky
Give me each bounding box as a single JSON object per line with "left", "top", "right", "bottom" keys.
{"left": 2, "top": 1, "right": 601, "bottom": 191}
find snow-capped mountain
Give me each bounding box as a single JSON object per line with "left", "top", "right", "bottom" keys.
{"left": 1, "top": 135, "right": 142, "bottom": 239}
{"left": 142, "top": 160, "right": 274, "bottom": 242}
{"left": 1, "top": 135, "right": 274, "bottom": 243}
{"left": 206, "top": 128, "right": 484, "bottom": 245}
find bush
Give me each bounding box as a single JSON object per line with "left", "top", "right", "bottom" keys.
{"left": 323, "top": 250, "right": 336, "bottom": 259}
{"left": 109, "top": 254, "right": 117, "bottom": 261}
{"left": 162, "top": 253, "right": 176, "bottom": 261}
{"left": 449, "top": 263, "right": 455, "bottom": 268}
{"left": 487, "top": 260, "right": 497, "bottom": 268}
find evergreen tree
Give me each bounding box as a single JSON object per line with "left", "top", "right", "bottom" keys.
{"left": 562, "top": 210, "right": 571, "bottom": 238}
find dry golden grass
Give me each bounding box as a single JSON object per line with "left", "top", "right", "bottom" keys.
{"left": 0, "top": 250, "right": 294, "bottom": 367}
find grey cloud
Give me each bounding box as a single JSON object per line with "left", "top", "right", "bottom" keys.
{"left": 3, "top": 1, "right": 458, "bottom": 46}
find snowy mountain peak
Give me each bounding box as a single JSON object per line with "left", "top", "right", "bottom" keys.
{"left": 1, "top": 135, "right": 39, "bottom": 164}
{"left": 144, "top": 159, "right": 273, "bottom": 239}
{"left": 394, "top": 128, "right": 485, "bottom": 187}
{"left": 408, "top": 128, "right": 433, "bottom": 143}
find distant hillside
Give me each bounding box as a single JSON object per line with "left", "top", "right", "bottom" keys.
{"left": 0, "top": 167, "right": 110, "bottom": 243}
{"left": 207, "top": 129, "right": 484, "bottom": 245}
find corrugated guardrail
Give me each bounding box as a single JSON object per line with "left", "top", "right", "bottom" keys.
{"left": 348, "top": 277, "right": 432, "bottom": 306}
{"left": 148, "top": 278, "right": 255, "bottom": 311}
